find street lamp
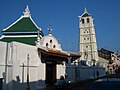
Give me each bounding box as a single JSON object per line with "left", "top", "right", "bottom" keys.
{"left": 74, "top": 61, "right": 78, "bottom": 82}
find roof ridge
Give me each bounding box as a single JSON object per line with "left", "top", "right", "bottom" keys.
{"left": 80, "top": 8, "right": 91, "bottom": 17}
{"left": 3, "top": 6, "right": 41, "bottom": 32}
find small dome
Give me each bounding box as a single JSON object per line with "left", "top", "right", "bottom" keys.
{"left": 40, "top": 34, "right": 62, "bottom": 51}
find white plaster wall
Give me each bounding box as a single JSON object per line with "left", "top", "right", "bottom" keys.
{"left": 65, "top": 66, "right": 75, "bottom": 82}
{"left": 0, "top": 41, "right": 46, "bottom": 90}
{"left": 9, "top": 42, "right": 43, "bottom": 80}
{"left": 57, "top": 64, "right": 65, "bottom": 79}
{"left": 79, "top": 66, "right": 105, "bottom": 80}
{"left": 0, "top": 41, "right": 7, "bottom": 65}
{"left": 9, "top": 42, "right": 46, "bottom": 90}
{"left": 0, "top": 42, "right": 7, "bottom": 78}
{"left": 66, "top": 65, "right": 105, "bottom": 81}
{"left": 0, "top": 41, "right": 66, "bottom": 90}
{"left": 0, "top": 66, "right": 5, "bottom": 78}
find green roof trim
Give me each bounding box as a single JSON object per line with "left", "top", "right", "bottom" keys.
{"left": 82, "top": 13, "right": 90, "bottom": 17}
{"left": 0, "top": 37, "right": 37, "bottom": 45}
{"left": 3, "top": 17, "right": 39, "bottom": 32}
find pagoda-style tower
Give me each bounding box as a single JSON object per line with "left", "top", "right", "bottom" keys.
{"left": 0, "top": 5, "right": 44, "bottom": 45}
{"left": 78, "top": 8, "right": 99, "bottom": 63}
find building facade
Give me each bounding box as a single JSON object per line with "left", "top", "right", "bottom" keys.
{"left": 78, "top": 8, "right": 99, "bottom": 63}
{"left": 0, "top": 6, "right": 66, "bottom": 90}
{"left": 0, "top": 6, "right": 81, "bottom": 90}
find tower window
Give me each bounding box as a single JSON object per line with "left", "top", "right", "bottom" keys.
{"left": 84, "top": 30, "right": 89, "bottom": 33}
{"left": 81, "top": 19, "right": 84, "bottom": 24}
{"left": 87, "top": 18, "right": 89, "bottom": 23}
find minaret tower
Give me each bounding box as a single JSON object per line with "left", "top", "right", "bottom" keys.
{"left": 78, "top": 8, "right": 99, "bottom": 63}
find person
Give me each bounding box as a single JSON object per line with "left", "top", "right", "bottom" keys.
{"left": 58, "top": 75, "right": 66, "bottom": 89}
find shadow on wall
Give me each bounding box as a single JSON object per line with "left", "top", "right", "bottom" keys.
{"left": 4, "top": 76, "right": 45, "bottom": 90}
{"left": 0, "top": 78, "right": 3, "bottom": 90}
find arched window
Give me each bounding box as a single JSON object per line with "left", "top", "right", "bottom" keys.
{"left": 50, "top": 39, "right": 52, "bottom": 43}
{"left": 46, "top": 43, "right": 48, "bottom": 47}
{"left": 87, "top": 31, "right": 89, "bottom": 33}
{"left": 87, "top": 18, "right": 89, "bottom": 23}
{"left": 53, "top": 45, "right": 56, "bottom": 48}
{"left": 81, "top": 19, "right": 84, "bottom": 24}
{"left": 84, "top": 30, "right": 87, "bottom": 33}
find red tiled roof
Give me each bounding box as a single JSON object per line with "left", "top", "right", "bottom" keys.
{"left": 38, "top": 47, "right": 81, "bottom": 62}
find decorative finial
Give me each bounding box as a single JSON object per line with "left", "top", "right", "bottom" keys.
{"left": 23, "top": 5, "right": 31, "bottom": 17}
{"left": 84, "top": 7, "right": 87, "bottom": 13}
{"left": 47, "top": 22, "right": 53, "bottom": 35}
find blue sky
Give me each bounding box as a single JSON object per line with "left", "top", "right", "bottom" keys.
{"left": 0, "top": 0, "right": 120, "bottom": 53}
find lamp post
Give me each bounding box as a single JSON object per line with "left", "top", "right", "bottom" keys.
{"left": 74, "top": 61, "right": 78, "bottom": 82}
{"left": 22, "top": 63, "right": 24, "bottom": 83}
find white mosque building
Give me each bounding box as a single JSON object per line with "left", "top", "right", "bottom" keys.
{"left": 0, "top": 5, "right": 110, "bottom": 90}
{"left": 0, "top": 6, "right": 81, "bottom": 90}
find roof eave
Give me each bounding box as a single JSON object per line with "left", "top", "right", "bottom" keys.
{"left": 2, "top": 15, "right": 42, "bottom": 32}
{"left": 29, "top": 16, "right": 42, "bottom": 31}
{"left": 37, "top": 47, "right": 81, "bottom": 61}
{"left": 2, "top": 16, "right": 23, "bottom": 32}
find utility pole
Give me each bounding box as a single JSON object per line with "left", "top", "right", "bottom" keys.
{"left": 26, "top": 54, "right": 30, "bottom": 90}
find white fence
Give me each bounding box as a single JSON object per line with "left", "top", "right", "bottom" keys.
{"left": 65, "top": 61, "right": 106, "bottom": 82}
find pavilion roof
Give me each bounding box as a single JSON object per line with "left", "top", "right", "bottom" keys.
{"left": 38, "top": 47, "right": 81, "bottom": 62}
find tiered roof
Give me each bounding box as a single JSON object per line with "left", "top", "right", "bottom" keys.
{"left": 0, "top": 5, "right": 44, "bottom": 45}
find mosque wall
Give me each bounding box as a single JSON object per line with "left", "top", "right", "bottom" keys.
{"left": 0, "top": 41, "right": 66, "bottom": 90}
